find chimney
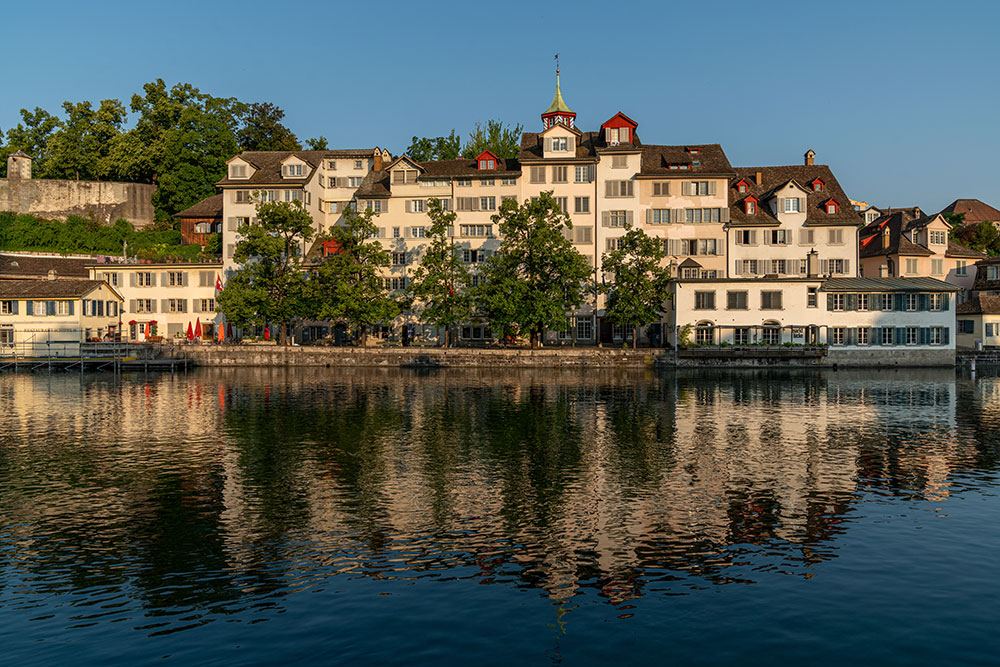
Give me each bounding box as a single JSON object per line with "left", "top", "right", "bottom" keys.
{"left": 47, "top": 269, "right": 57, "bottom": 281}
{"left": 806, "top": 249, "right": 819, "bottom": 278}
{"left": 804, "top": 149, "right": 815, "bottom": 166}
{"left": 755, "top": 171, "right": 762, "bottom": 185}
{"left": 373, "top": 150, "right": 384, "bottom": 172}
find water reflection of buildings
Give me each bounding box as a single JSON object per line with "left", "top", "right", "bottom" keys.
{"left": 0, "top": 368, "right": 989, "bottom": 626}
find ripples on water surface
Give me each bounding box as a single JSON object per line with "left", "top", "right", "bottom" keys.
{"left": 1, "top": 367, "right": 998, "bottom": 664}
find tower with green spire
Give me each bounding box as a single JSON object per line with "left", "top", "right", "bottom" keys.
{"left": 541, "top": 57, "right": 576, "bottom": 130}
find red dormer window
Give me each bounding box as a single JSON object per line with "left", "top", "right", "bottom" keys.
{"left": 826, "top": 199, "right": 839, "bottom": 214}
{"left": 811, "top": 178, "right": 825, "bottom": 192}
{"left": 475, "top": 150, "right": 499, "bottom": 171}
{"left": 736, "top": 179, "right": 751, "bottom": 194}
{"left": 744, "top": 196, "right": 758, "bottom": 215}
{"left": 687, "top": 148, "right": 700, "bottom": 155}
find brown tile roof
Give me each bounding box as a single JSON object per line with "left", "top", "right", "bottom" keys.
{"left": 216, "top": 149, "right": 379, "bottom": 187}
{"left": 0, "top": 279, "right": 109, "bottom": 299}
{"left": 973, "top": 257, "right": 1000, "bottom": 291}
{"left": 0, "top": 253, "right": 94, "bottom": 280}
{"left": 639, "top": 144, "right": 733, "bottom": 177}
{"left": 728, "top": 165, "right": 862, "bottom": 226}
{"left": 859, "top": 211, "right": 933, "bottom": 257}
{"left": 940, "top": 199, "right": 1000, "bottom": 224}
{"left": 518, "top": 130, "right": 606, "bottom": 161}
{"left": 946, "top": 239, "right": 987, "bottom": 259}
{"left": 957, "top": 295, "right": 1000, "bottom": 315}
{"left": 354, "top": 158, "right": 521, "bottom": 198}
{"left": 354, "top": 170, "right": 391, "bottom": 198}
{"left": 174, "top": 193, "right": 224, "bottom": 219}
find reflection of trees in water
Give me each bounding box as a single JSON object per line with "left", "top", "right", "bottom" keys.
{"left": 2, "top": 367, "right": 999, "bottom": 630}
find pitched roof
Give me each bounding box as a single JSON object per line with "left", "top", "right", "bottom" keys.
{"left": 728, "top": 165, "right": 861, "bottom": 226}
{"left": 216, "top": 149, "right": 378, "bottom": 187}
{"left": 0, "top": 279, "right": 110, "bottom": 299}
{"left": 946, "top": 239, "right": 987, "bottom": 259}
{"left": 859, "top": 209, "right": 985, "bottom": 259}
{"left": 824, "top": 277, "right": 959, "bottom": 292}
{"left": 519, "top": 130, "right": 606, "bottom": 161}
{"left": 174, "top": 193, "right": 223, "bottom": 219}
{"left": 543, "top": 73, "right": 573, "bottom": 115}
{"left": 354, "top": 157, "right": 521, "bottom": 198}
{"left": 9, "top": 150, "right": 31, "bottom": 159}
{"left": 639, "top": 144, "right": 733, "bottom": 177}
{"left": 957, "top": 295, "right": 1000, "bottom": 315}
{"left": 939, "top": 199, "right": 1000, "bottom": 223}
{"left": 0, "top": 252, "right": 94, "bottom": 279}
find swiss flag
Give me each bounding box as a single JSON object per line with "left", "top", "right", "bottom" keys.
{"left": 216, "top": 275, "right": 224, "bottom": 291}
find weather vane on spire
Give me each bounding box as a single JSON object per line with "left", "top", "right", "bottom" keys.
{"left": 555, "top": 53, "right": 560, "bottom": 75}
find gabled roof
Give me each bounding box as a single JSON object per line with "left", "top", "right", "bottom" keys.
{"left": 940, "top": 198, "right": 1000, "bottom": 223}
{"left": 957, "top": 295, "right": 1000, "bottom": 315}
{"left": 0, "top": 278, "right": 114, "bottom": 299}
{"left": 475, "top": 150, "right": 500, "bottom": 164}
{"left": 9, "top": 150, "right": 31, "bottom": 159}
{"left": 354, "top": 157, "right": 521, "bottom": 198}
{"left": 216, "top": 149, "right": 378, "bottom": 187}
{"left": 385, "top": 155, "right": 425, "bottom": 172}
{"left": 677, "top": 258, "right": 702, "bottom": 268}
{"left": 638, "top": 143, "right": 733, "bottom": 177}
{"left": 728, "top": 165, "right": 861, "bottom": 225}
{"left": 174, "top": 193, "right": 223, "bottom": 219}
{"left": 601, "top": 111, "right": 638, "bottom": 128}
{"left": 859, "top": 209, "right": 985, "bottom": 259}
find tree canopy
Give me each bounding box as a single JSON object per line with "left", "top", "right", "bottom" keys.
{"left": 461, "top": 119, "right": 523, "bottom": 159}
{"left": 307, "top": 205, "right": 399, "bottom": 345}
{"left": 236, "top": 102, "right": 301, "bottom": 152}
{"left": 216, "top": 200, "right": 315, "bottom": 344}
{"left": 408, "top": 198, "right": 472, "bottom": 346}
{"left": 406, "top": 130, "right": 461, "bottom": 162}
{"left": 473, "top": 193, "right": 592, "bottom": 348}
{"left": 599, "top": 224, "right": 673, "bottom": 348}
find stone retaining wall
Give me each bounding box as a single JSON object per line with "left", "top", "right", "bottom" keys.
{"left": 165, "top": 344, "right": 956, "bottom": 369}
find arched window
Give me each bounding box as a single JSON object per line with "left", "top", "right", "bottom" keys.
{"left": 695, "top": 320, "right": 715, "bottom": 345}
{"left": 762, "top": 320, "right": 781, "bottom": 345}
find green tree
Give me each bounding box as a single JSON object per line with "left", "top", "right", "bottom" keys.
{"left": 305, "top": 136, "right": 329, "bottom": 150}
{"left": 216, "top": 200, "right": 315, "bottom": 345}
{"left": 3, "top": 107, "right": 60, "bottom": 177}
{"left": 461, "top": 119, "right": 523, "bottom": 159}
{"left": 406, "top": 130, "right": 461, "bottom": 162}
{"left": 47, "top": 99, "right": 127, "bottom": 181}
{"left": 599, "top": 224, "right": 673, "bottom": 348}
{"left": 236, "top": 102, "right": 301, "bottom": 152}
{"left": 474, "top": 193, "right": 592, "bottom": 349}
{"left": 408, "top": 198, "right": 473, "bottom": 346}
{"left": 102, "top": 79, "right": 246, "bottom": 218}
{"left": 310, "top": 205, "right": 398, "bottom": 346}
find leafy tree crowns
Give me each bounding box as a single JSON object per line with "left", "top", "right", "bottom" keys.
{"left": 599, "top": 224, "right": 673, "bottom": 348}
{"left": 474, "top": 193, "right": 592, "bottom": 349}
{"left": 309, "top": 204, "right": 399, "bottom": 346}
{"left": 216, "top": 199, "right": 315, "bottom": 345}
{"left": 408, "top": 198, "right": 472, "bottom": 346}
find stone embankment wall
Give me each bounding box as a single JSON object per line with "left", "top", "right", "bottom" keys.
{"left": 0, "top": 178, "right": 155, "bottom": 227}
{"left": 167, "top": 344, "right": 956, "bottom": 369}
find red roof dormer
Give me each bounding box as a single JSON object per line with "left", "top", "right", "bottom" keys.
{"left": 825, "top": 199, "right": 840, "bottom": 214}
{"left": 601, "top": 112, "right": 638, "bottom": 146}
{"left": 322, "top": 239, "right": 343, "bottom": 257}
{"left": 476, "top": 150, "right": 500, "bottom": 170}
{"left": 744, "top": 196, "right": 759, "bottom": 215}
{"left": 810, "top": 178, "right": 825, "bottom": 192}
{"left": 735, "top": 179, "right": 753, "bottom": 194}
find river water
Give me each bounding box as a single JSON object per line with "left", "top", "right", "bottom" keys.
{"left": 0, "top": 367, "right": 997, "bottom": 665}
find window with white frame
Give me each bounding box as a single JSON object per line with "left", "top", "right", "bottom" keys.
{"left": 168, "top": 299, "right": 186, "bottom": 313}
{"left": 460, "top": 225, "right": 492, "bottom": 238}
{"left": 857, "top": 327, "right": 870, "bottom": 345}
{"left": 410, "top": 227, "right": 426, "bottom": 238}
{"left": 767, "top": 229, "right": 789, "bottom": 245}
{"left": 831, "top": 293, "right": 846, "bottom": 311}
{"left": 551, "top": 137, "right": 568, "bottom": 151}
{"left": 501, "top": 177, "right": 516, "bottom": 186}
{"left": 574, "top": 166, "right": 593, "bottom": 183}
{"left": 608, "top": 211, "right": 628, "bottom": 227}
{"left": 830, "top": 327, "right": 846, "bottom": 345}
{"left": 463, "top": 249, "right": 486, "bottom": 263}
{"left": 956, "top": 261, "right": 968, "bottom": 276}
{"left": 906, "top": 327, "right": 918, "bottom": 345}
{"left": 576, "top": 317, "right": 593, "bottom": 340}
{"left": 906, "top": 294, "right": 918, "bottom": 311}
{"left": 650, "top": 209, "right": 670, "bottom": 224}
{"left": 284, "top": 164, "right": 303, "bottom": 177}
{"left": 929, "top": 230, "right": 947, "bottom": 245}
{"left": 929, "top": 293, "right": 944, "bottom": 310}
{"left": 354, "top": 160, "right": 363, "bottom": 169}
{"left": 408, "top": 199, "right": 426, "bottom": 213}
{"left": 807, "top": 287, "right": 818, "bottom": 308}
{"left": 785, "top": 198, "right": 800, "bottom": 213}
{"left": 137, "top": 272, "right": 153, "bottom": 287}
{"left": 135, "top": 299, "right": 153, "bottom": 313}
{"left": 479, "top": 197, "right": 496, "bottom": 211}
{"left": 392, "top": 227, "right": 401, "bottom": 238}
{"left": 882, "top": 327, "right": 895, "bottom": 345}
{"left": 930, "top": 327, "right": 944, "bottom": 345}
{"left": 392, "top": 252, "right": 407, "bottom": 266}
{"left": 858, "top": 293, "right": 869, "bottom": 311}
{"left": 167, "top": 271, "right": 184, "bottom": 287}
{"left": 881, "top": 293, "right": 894, "bottom": 311}
{"left": 574, "top": 197, "right": 590, "bottom": 214}
{"left": 349, "top": 177, "right": 363, "bottom": 187}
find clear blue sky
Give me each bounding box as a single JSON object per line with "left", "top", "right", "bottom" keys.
{"left": 4, "top": 0, "right": 998, "bottom": 213}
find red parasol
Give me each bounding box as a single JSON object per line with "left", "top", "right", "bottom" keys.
{"left": 194, "top": 319, "right": 203, "bottom": 339}
{"left": 186, "top": 321, "right": 194, "bottom": 341}
{"left": 264, "top": 326, "right": 270, "bottom": 341}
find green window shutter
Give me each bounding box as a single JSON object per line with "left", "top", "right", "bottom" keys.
{"left": 941, "top": 294, "right": 950, "bottom": 310}
{"left": 943, "top": 327, "right": 950, "bottom": 345}
{"left": 895, "top": 293, "right": 905, "bottom": 310}
{"left": 918, "top": 294, "right": 929, "bottom": 311}
{"left": 895, "top": 327, "right": 905, "bottom": 345}
{"left": 46, "top": 301, "right": 55, "bottom": 316}
{"left": 26, "top": 301, "right": 33, "bottom": 316}
{"left": 12, "top": 300, "right": 18, "bottom": 315}
{"left": 919, "top": 327, "right": 929, "bottom": 345}
{"left": 68, "top": 301, "right": 74, "bottom": 316}
{"left": 872, "top": 327, "right": 881, "bottom": 345}
{"left": 827, "top": 294, "right": 834, "bottom": 310}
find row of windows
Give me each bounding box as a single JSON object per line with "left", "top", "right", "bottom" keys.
{"left": 734, "top": 259, "right": 851, "bottom": 276}
{"left": 0, "top": 299, "right": 99, "bottom": 316}
{"left": 828, "top": 292, "right": 949, "bottom": 312}
{"left": 116, "top": 270, "right": 218, "bottom": 288}
{"left": 734, "top": 229, "right": 846, "bottom": 246}
{"left": 694, "top": 291, "right": 784, "bottom": 310}
{"left": 691, "top": 324, "right": 949, "bottom": 347}
{"left": 130, "top": 299, "right": 215, "bottom": 313}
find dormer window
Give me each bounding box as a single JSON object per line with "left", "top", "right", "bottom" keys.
{"left": 479, "top": 159, "right": 496, "bottom": 170}
{"left": 552, "top": 138, "right": 568, "bottom": 151}
{"left": 687, "top": 148, "right": 700, "bottom": 155}
{"left": 745, "top": 197, "right": 758, "bottom": 215}
{"left": 283, "top": 164, "right": 304, "bottom": 177}
{"left": 605, "top": 127, "right": 629, "bottom": 144}
{"left": 392, "top": 169, "right": 418, "bottom": 184}
{"left": 327, "top": 160, "right": 337, "bottom": 170}
{"left": 229, "top": 164, "right": 247, "bottom": 179}
{"left": 826, "top": 200, "right": 839, "bottom": 214}
{"left": 811, "top": 178, "right": 825, "bottom": 192}
{"left": 736, "top": 180, "right": 751, "bottom": 194}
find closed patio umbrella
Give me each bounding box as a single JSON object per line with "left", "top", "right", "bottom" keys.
{"left": 186, "top": 321, "right": 194, "bottom": 341}
{"left": 195, "top": 319, "right": 203, "bottom": 339}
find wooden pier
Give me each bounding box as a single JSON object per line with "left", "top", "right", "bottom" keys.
{"left": 0, "top": 342, "right": 192, "bottom": 373}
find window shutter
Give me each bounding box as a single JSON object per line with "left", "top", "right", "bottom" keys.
{"left": 129, "top": 273, "right": 136, "bottom": 287}
{"left": 943, "top": 326, "right": 950, "bottom": 344}
{"left": 129, "top": 299, "right": 136, "bottom": 313}
{"left": 544, "top": 137, "right": 552, "bottom": 152}
{"left": 605, "top": 181, "right": 615, "bottom": 197}
{"left": 567, "top": 137, "right": 575, "bottom": 152}
{"left": 735, "top": 259, "right": 744, "bottom": 275}
{"left": 602, "top": 212, "right": 610, "bottom": 227}
{"left": 626, "top": 210, "right": 634, "bottom": 225}
{"left": 150, "top": 300, "right": 157, "bottom": 313}
{"left": 919, "top": 327, "right": 930, "bottom": 345}
{"left": 150, "top": 273, "right": 157, "bottom": 287}
{"left": 709, "top": 181, "right": 717, "bottom": 196}
{"left": 798, "top": 197, "right": 805, "bottom": 212}
{"left": 626, "top": 181, "right": 634, "bottom": 197}
{"left": 606, "top": 238, "right": 615, "bottom": 251}
{"left": 12, "top": 300, "right": 18, "bottom": 315}
{"left": 895, "top": 293, "right": 905, "bottom": 311}
{"left": 750, "top": 230, "right": 758, "bottom": 246}
{"left": 681, "top": 182, "right": 690, "bottom": 196}
{"left": 646, "top": 209, "right": 653, "bottom": 224}
{"left": 405, "top": 200, "right": 412, "bottom": 213}
{"left": 67, "top": 301, "right": 74, "bottom": 316}
{"left": 941, "top": 294, "right": 950, "bottom": 310}
{"left": 45, "top": 301, "right": 54, "bottom": 316}
{"left": 160, "top": 299, "right": 168, "bottom": 313}
{"left": 721, "top": 208, "right": 730, "bottom": 223}
{"left": 847, "top": 294, "right": 857, "bottom": 311}
{"left": 227, "top": 217, "right": 236, "bottom": 232}
{"left": 777, "top": 198, "right": 785, "bottom": 214}
{"left": 918, "top": 294, "right": 929, "bottom": 311}
{"left": 820, "top": 259, "right": 829, "bottom": 274}
{"left": 895, "top": 327, "right": 905, "bottom": 345}
{"left": 193, "top": 299, "right": 201, "bottom": 313}
{"left": 671, "top": 208, "right": 681, "bottom": 223}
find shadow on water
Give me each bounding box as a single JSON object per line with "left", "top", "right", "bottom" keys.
{"left": 1, "top": 366, "right": 999, "bottom": 661}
